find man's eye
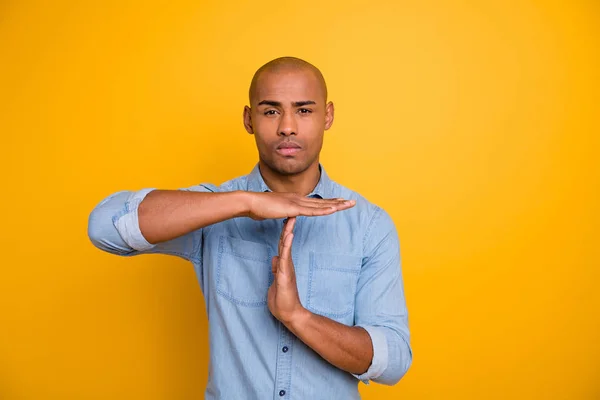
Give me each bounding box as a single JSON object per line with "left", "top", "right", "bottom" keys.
{"left": 298, "top": 108, "right": 312, "bottom": 114}
{"left": 264, "top": 110, "right": 278, "bottom": 116}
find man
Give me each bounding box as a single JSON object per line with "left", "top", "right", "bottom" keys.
{"left": 88, "top": 57, "right": 412, "bottom": 399}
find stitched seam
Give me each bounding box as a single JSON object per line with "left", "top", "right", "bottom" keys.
{"left": 221, "top": 235, "right": 270, "bottom": 262}
{"left": 310, "top": 308, "right": 354, "bottom": 319}
{"left": 312, "top": 267, "right": 361, "bottom": 273}
{"left": 307, "top": 252, "right": 314, "bottom": 310}
{"left": 111, "top": 209, "right": 127, "bottom": 225}
{"left": 216, "top": 235, "right": 224, "bottom": 301}
{"left": 363, "top": 206, "right": 382, "bottom": 249}
{"left": 287, "top": 339, "right": 294, "bottom": 395}
{"left": 140, "top": 248, "right": 200, "bottom": 263}
{"left": 191, "top": 230, "right": 203, "bottom": 265}
{"left": 215, "top": 289, "right": 267, "bottom": 307}
{"left": 198, "top": 184, "right": 217, "bottom": 236}
{"left": 222, "top": 250, "right": 269, "bottom": 263}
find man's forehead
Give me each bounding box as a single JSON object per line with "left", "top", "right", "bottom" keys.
{"left": 257, "top": 74, "right": 319, "bottom": 93}
{"left": 250, "top": 67, "right": 327, "bottom": 105}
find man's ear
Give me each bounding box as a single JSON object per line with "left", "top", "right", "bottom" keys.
{"left": 243, "top": 106, "right": 254, "bottom": 134}
{"left": 324, "top": 101, "right": 335, "bottom": 130}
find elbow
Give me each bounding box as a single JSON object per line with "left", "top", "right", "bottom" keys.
{"left": 87, "top": 208, "right": 122, "bottom": 255}
{"left": 372, "top": 329, "right": 413, "bottom": 386}
{"left": 87, "top": 210, "right": 112, "bottom": 253}
{"left": 87, "top": 192, "right": 134, "bottom": 256}
{"left": 373, "top": 356, "right": 411, "bottom": 386}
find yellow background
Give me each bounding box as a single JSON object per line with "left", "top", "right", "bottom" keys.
{"left": 1, "top": 1, "right": 598, "bottom": 399}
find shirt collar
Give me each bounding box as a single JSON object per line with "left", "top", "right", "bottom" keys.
{"left": 247, "top": 163, "right": 333, "bottom": 199}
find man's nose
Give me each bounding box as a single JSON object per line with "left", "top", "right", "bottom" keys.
{"left": 278, "top": 111, "right": 297, "bottom": 136}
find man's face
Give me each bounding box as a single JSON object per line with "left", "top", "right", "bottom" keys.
{"left": 244, "top": 68, "right": 334, "bottom": 176}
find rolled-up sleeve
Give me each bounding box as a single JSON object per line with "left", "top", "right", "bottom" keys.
{"left": 352, "top": 207, "right": 412, "bottom": 385}
{"left": 112, "top": 188, "right": 157, "bottom": 251}
{"left": 88, "top": 184, "right": 216, "bottom": 262}
{"left": 88, "top": 189, "right": 154, "bottom": 256}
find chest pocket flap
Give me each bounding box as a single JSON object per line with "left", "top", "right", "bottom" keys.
{"left": 307, "top": 251, "right": 362, "bottom": 323}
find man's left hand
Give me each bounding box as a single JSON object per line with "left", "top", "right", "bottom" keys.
{"left": 268, "top": 217, "right": 307, "bottom": 325}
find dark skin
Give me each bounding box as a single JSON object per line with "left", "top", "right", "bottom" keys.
{"left": 243, "top": 63, "right": 374, "bottom": 376}
{"left": 138, "top": 59, "right": 372, "bottom": 375}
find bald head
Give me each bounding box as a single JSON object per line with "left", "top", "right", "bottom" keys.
{"left": 249, "top": 57, "right": 328, "bottom": 106}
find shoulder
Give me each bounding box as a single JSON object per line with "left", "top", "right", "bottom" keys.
{"left": 330, "top": 179, "right": 397, "bottom": 247}
{"left": 330, "top": 180, "right": 394, "bottom": 227}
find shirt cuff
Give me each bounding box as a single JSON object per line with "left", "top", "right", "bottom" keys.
{"left": 352, "top": 325, "right": 389, "bottom": 384}
{"left": 113, "top": 188, "right": 157, "bottom": 251}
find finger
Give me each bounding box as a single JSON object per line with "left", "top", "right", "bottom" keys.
{"left": 279, "top": 220, "right": 286, "bottom": 244}
{"left": 294, "top": 206, "right": 335, "bottom": 217}
{"left": 298, "top": 198, "right": 355, "bottom": 210}
{"left": 279, "top": 232, "right": 294, "bottom": 263}
{"left": 297, "top": 198, "right": 349, "bottom": 208}
{"left": 279, "top": 217, "right": 296, "bottom": 255}
{"left": 278, "top": 233, "right": 295, "bottom": 282}
{"left": 295, "top": 205, "right": 346, "bottom": 217}
{"left": 324, "top": 199, "right": 356, "bottom": 211}
{"left": 285, "top": 216, "right": 296, "bottom": 233}
{"left": 287, "top": 198, "right": 353, "bottom": 218}
{"left": 278, "top": 232, "right": 283, "bottom": 258}
{"left": 278, "top": 220, "right": 288, "bottom": 255}
{"left": 278, "top": 217, "right": 291, "bottom": 251}
{"left": 334, "top": 200, "right": 356, "bottom": 210}
{"left": 299, "top": 197, "right": 349, "bottom": 205}
{"left": 271, "top": 256, "right": 278, "bottom": 275}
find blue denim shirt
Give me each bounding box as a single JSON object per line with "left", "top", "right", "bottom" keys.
{"left": 88, "top": 164, "right": 412, "bottom": 399}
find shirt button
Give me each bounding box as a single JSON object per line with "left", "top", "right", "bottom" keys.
{"left": 279, "top": 389, "right": 286, "bottom": 396}
{"left": 282, "top": 346, "right": 288, "bottom": 353}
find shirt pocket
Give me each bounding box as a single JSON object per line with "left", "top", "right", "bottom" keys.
{"left": 216, "top": 235, "right": 273, "bottom": 307}
{"left": 307, "top": 251, "right": 362, "bottom": 323}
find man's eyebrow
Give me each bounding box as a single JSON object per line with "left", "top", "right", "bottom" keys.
{"left": 257, "top": 100, "right": 317, "bottom": 107}
{"left": 293, "top": 101, "right": 316, "bottom": 107}
{"left": 258, "top": 100, "right": 281, "bottom": 107}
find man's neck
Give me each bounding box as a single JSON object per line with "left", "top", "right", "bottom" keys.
{"left": 258, "top": 161, "right": 321, "bottom": 196}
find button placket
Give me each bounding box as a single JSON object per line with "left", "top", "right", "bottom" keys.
{"left": 274, "top": 323, "right": 293, "bottom": 399}
{"left": 273, "top": 216, "right": 302, "bottom": 399}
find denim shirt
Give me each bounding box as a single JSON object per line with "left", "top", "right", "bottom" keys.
{"left": 88, "top": 164, "right": 412, "bottom": 400}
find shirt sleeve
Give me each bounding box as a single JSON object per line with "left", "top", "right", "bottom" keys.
{"left": 352, "top": 206, "right": 412, "bottom": 385}
{"left": 87, "top": 183, "right": 218, "bottom": 263}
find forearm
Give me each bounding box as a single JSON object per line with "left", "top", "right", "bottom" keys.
{"left": 286, "top": 309, "right": 373, "bottom": 375}
{"left": 139, "top": 190, "right": 249, "bottom": 244}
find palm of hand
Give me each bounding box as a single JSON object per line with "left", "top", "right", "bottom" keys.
{"left": 267, "top": 217, "right": 303, "bottom": 324}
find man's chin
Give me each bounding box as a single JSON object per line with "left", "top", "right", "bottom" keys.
{"left": 267, "top": 158, "right": 310, "bottom": 176}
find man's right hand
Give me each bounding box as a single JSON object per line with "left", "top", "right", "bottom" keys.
{"left": 244, "top": 192, "right": 355, "bottom": 220}
{"left": 133, "top": 189, "right": 355, "bottom": 246}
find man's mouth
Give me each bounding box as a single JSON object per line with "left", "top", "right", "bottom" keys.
{"left": 276, "top": 142, "right": 302, "bottom": 156}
